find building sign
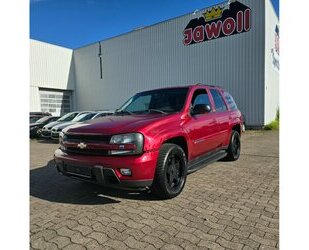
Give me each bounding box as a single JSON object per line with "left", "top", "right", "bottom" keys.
{"left": 271, "top": 25, "right": 279, "bottom": 72}
{"left": 183, "top": 0, "right": 252, "bottom": 46}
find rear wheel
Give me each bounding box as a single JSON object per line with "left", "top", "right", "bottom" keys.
{"left": 225, "top": 130, "right": 241, "bottom": 161}
{"left": 151, "top": 143, "right": 187, "bottom": 199}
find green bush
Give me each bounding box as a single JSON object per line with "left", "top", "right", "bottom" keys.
{"left": 264, "top": 120, "right": 279, "bottom": 130}
{"left": 276, "top": 109, "right": 279, "bottom": 121}
{"left": 264, "top": 109, "right": 279, "bottom": 130}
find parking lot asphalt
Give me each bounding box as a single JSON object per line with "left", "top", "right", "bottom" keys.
{"left": 30, "top": 131, "right": 279, "bottom": 250}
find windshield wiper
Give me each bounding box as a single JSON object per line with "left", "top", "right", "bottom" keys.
{"left": 114, "top": 110, "right": 134, "bottom": 115}
{"left": 148, "top": 109, "right": 168, "bottom": 114}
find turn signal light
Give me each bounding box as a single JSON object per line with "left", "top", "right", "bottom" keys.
{"left": 120, "top": 168, "right": 132, "bottom": 176}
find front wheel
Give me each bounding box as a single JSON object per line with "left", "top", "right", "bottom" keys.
{"left": 151, "top": 143, "right": 187, "bottom": 199}
{"left": 225, "top": 130, "right": 241, "bottom": 161}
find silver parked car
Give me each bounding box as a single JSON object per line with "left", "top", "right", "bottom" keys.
{"left": 41, "top": 111, "right": 85, "bottom": 138}
{"left": 51, "top": 112, "right": 98, "bottom": 140}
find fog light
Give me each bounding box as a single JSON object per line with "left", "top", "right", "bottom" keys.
{"left": 120, "top": 168, "right": 132, "bottom": 176}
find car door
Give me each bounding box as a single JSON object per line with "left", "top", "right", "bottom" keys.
{"left": 183, "top": 88, "right": 220, "bottom": 158}
{"left": 208, "top": 88, "right": 230, "bottom": 148}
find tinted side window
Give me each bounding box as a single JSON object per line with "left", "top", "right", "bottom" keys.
{"left": 191, "top": 89, "right": 211, "bottom": 107}
{"left": 210, "top": 89, "right": 227, "bottom": 112}
{"left": 224, "top": 92, "right": 238, "bottom": 110}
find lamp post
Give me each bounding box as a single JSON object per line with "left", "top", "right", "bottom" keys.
{"left": 98, "top": 42, "right": 103, "bottom": 79}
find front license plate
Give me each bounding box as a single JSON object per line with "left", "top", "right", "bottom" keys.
{"left": 64, "top": 164, "right": 92, "bottom": 178}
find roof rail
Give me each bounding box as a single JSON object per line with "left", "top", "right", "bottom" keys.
{"left": 195, "top": 83, "right": 220, "bottom": 88}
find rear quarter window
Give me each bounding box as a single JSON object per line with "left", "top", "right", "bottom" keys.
{"left": 224, "top": 92, "right": 238, "bottom": 110}
{"left": 209, "top": 89, "right": 227, "bottom": 112}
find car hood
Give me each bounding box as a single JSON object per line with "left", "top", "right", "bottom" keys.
{"left": 63, "top": 114, "right": 175, "bottom": 135}
{"left": 30, "top": 122, "right": 41, "bottom": 127}
{"left": 52, "top": 121, "right": 78, "bottom": 130}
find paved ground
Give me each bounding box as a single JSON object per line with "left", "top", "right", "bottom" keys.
{"left": 30, "top": 131, "right": 279, "bottom": 250}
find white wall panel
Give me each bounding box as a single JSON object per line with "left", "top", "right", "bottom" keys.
{"left": 30, "top": 86, "right": 40, "bottom": 112}
{"left": 30, "top": 40, "right": 76, "bottom": 112}
{"left": 264, "top": 0, "right": 279, "bottom": 124}
{"left": 30, "top": 39, "right": 74, "bottom": 90}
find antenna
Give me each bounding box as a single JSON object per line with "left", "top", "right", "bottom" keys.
{"left": 98, "top": 42, "right": 103, "bottom": 79}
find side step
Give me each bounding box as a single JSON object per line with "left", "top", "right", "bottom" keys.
{"left": 187, "top": 150, "right": 227, "bottom": 174}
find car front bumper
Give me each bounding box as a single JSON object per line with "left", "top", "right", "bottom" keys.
{"left": 54, "top": 148, "right": 159, "bottom": 189}
{"left": 51, "top": 131, "right": 60, "bottom": 140}
{"left": 41, "top": 130, "right": 52, "bottom": 138}
{"left": 30, "top": 129, "right": 38, "bottom": 138}
{"left": 30, "top": 127, "right": 43, "bottom": 138}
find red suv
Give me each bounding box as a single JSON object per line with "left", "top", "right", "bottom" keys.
{"left": 54, "top": 84, "right": 243, "bottom": 199}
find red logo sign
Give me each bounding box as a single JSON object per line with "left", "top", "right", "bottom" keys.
{"left": 183, "top": 1, "right": 252, "bottom": 46}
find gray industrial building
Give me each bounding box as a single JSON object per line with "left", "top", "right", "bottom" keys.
{"left": 30, "top": 0, "right": 279, "bottom": 127}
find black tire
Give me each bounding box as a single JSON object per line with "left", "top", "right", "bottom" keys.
{"left": 225, "top": 130, "right": 241, "bottom": 161}
{"left": 36, "top": 128, "right": 42, "bottom": 137}
{"left": 151, "top": 143, "right": 187, "bottom": 199}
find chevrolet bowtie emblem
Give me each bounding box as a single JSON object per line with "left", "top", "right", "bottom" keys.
{"left": 77, "top": 142, "right": 87, "bottom": 149}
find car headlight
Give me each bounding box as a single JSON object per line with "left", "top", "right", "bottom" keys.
{"left": 59, "top": 132, "right": 64, "bottom": 144}
{"left": 109, "top": 133, "right": 143, "bottom": 155}
{"left": 59, "top": 132, "right": 67, "bottom": 150}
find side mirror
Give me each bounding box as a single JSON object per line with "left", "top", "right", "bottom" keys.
{"left": 191, "top": 104, "right": 212, "bottom": 115}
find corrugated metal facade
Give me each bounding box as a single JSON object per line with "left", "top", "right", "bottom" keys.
{"left": 73, "top": 0, "right": 267, "bottom": 126}
{"left": 30, "top": 86, "right": 40, "bottom": 112}
{"left": 30, "top": 0, "right": 279, "bottom": 126}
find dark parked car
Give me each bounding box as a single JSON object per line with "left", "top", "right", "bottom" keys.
{"left": 30, "top": 112, "right": 51, "bottom": 115}
{"left": 29, "top": 112, "right": 51, "bottom": 123}
{"left": 30, "top": 116, "right": 59, "bottom": 138}
{"left": 30, "top": 116, "right": 43, "bottom": 123}
{"left": 55, "top": 84, "right": 244, "bottom": 199}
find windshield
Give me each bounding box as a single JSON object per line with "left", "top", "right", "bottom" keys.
{"left": 58, "top": 112, "right": 78, "bottom": 122}
{"left": 35, "top": 116, "right": 51, "bottom": 123}
{"left": 30, "top": 116, "right": 41, "bottom": 123}
{"left": 73, "top": 113, "right": 97, "bottom": 122}
{"left": 117, "top": 87, "right": 189, "bottom": 114}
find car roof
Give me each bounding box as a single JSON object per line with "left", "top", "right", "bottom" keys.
{"left": 95, "top": 110, "right": 114, "bottom": 114}
{"left": 75, "top": 111, "right": 92, "bottom": 116}
{"left": 30, "top": 112, "right": 51, "bottom": 116}
{"left": 137, "top": 84, "right": 223, "bottom": 93}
